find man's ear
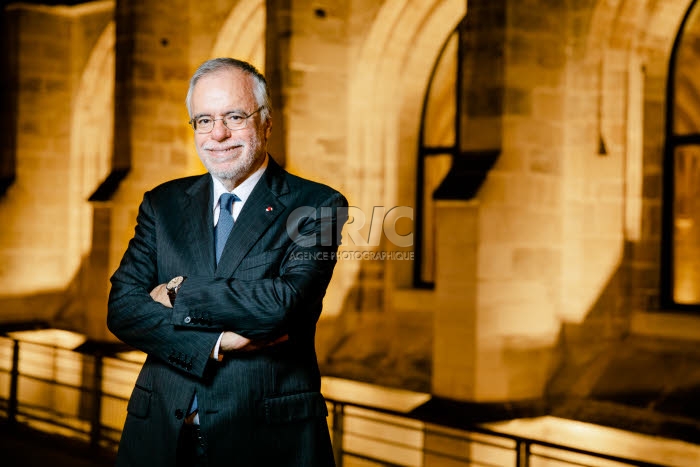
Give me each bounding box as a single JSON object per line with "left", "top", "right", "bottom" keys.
{"left": 265, "top": 118, "right": 272, "bottom": 139}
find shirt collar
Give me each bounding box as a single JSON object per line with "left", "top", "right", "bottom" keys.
{"left": 211, "top": 155, "right": 268, "bottom": 210}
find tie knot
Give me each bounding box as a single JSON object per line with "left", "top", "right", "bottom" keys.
{"left": 219, "top": 193, "right": 238, "bottom": 214}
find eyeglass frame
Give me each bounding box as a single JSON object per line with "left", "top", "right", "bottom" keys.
{"left": 188, "top": 106, "right": 265, "bottom": 133}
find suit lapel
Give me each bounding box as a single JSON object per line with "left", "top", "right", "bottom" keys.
{"left": 178, "top": 175, "right": 216, "bottom": 275}
{"left": 215, "top": 157, "right": 289, "bottom": 277}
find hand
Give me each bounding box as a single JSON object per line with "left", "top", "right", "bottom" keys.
{"left": 219, "top": 331, "right": 252, "bottom": 351}
{"left": 150, "top": 283, "right": 171, "bottom": 308}
{"left": 219, "top": 332, "right": 289, "bottom": 353}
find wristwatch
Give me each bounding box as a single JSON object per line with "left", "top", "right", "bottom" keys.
{"left": 166, "top": 276, "right": 187, "bottom": 306}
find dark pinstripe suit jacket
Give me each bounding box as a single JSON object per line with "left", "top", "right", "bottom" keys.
{"left": 108, "top": 157, "right": 347, "bottom": 466}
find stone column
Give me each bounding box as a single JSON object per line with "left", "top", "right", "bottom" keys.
{"left": 97, "top": 0, "right": 195, "bottom": 341}
{"left": 432, "top": 200, "right": 480, "bottom": 399}
{"left": 265, "top": 0, "right": 290, "bottom": 167}
{"left": 430, "top": 0, "right": 563, "bottom": 405}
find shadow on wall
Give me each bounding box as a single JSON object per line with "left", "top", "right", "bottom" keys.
{"left": 317, "top": 259, "right": 432, "bottom": 393}
{"left": 546, "top": 241, "right": 700, "bottom": 443}
{"left": 0, "top": 253, "right": 99, "bottom": 336}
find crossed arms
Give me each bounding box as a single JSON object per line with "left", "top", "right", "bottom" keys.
{"left": 107, "top": 187, "right": 348, "bottom": 378}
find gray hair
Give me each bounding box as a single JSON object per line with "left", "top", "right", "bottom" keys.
{"left": 185, "top": 58, "right": 271, "bottom": 122}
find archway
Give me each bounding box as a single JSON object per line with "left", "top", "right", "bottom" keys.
{"left": 342, "top": 0, "right": 466, "bottom": 295}
{"left": 69, "top": 21, "right": 115, "bottom": 271}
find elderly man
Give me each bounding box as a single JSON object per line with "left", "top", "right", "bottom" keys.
{"left": 108, "top": 57, "right": 347, "bottom": 467}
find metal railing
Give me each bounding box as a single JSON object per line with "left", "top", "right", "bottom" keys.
{"left": 0, "top": 335, "right": 671, "bottom": 466}
{"left": 324, "top": 399, "right": 671, "bottom": 466}
{"left": 0, "top": 334, "right": 138, "bottom": 452}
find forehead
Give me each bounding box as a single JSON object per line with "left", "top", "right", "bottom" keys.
{"left": 191, "top": 68, "right": 257, "bottom": 114}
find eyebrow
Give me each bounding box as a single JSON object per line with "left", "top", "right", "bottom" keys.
{"left": 193, "top": 108, "right": 248, "bottom": 120}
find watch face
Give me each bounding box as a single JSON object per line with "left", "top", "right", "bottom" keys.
{"left": 167, "top": 276, "right": 184, "bottom": 290}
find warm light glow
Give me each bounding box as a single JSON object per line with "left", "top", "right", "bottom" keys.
{"left": 115, "top": 350, "right": 147, "bottom": 364}
{"left": 322, "top": 376, "right": 430, "bottom": 413}
{"left": 6, "top": 329, "right": 87, "bottom": 349}
{"left": 485, "top": 416, "right": 700, "bottom": 467}
{"left": 671, "top": 2, "right": 700, "bottom": 305}
{"left": 672, "top": 147, "right": 700, "bottom": 303}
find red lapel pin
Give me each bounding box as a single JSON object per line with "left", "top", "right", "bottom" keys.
{"left": 266, "top": 206, "right": 273, "bottom": 212}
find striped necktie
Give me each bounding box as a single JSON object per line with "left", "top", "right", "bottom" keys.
{"left": 215, "top": 193, "right": 238, "bottom": 264}
{"left": 189, "top": 192, "right": 239, "bottom": 423}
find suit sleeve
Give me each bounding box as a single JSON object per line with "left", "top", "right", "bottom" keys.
{"left": 107, "top": 190, "right": 221, "bottom": 378}
{"left": 171, "top": 191, "right": 349, "bottom": 340}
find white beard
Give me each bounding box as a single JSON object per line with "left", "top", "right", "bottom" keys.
{"left": 199, "top": 137, "right": 265, "bottom": 187}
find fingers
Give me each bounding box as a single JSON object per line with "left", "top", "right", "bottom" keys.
{"left": 238, "top": 334, "right": 290, "bottom": 352}
{"left": 220, "top": 332, "right": 290, "bottom": 356}
{"left": 150, "top": 284, "right": 171, "bottom": 307}
{"left": 271, "top": 334, "right": 289, "bottom": 345}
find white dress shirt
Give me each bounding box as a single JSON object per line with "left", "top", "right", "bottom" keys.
{"left": 210, "top": 155, "right": 269, "bottom": 360}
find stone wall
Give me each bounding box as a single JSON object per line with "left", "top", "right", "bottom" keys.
{"left": 2, "top": 0, "right": 700, "bottom": 417}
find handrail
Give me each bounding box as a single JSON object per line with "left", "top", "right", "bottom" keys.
{"left": 0, "top": 335, "right": 677, "bottom": 466}
{"left": 324, "top": 396, "right": 669, "bottom": 467}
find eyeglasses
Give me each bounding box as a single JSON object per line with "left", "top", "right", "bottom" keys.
{"left": 189, "top": 106, "right": 264, "bottom": 133}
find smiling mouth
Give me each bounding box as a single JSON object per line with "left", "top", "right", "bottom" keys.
{"left": 206, "top": 145, "right": 242, "bottom": 156}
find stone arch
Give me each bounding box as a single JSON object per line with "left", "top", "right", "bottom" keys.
{"left": 568, "top": 0, "right": 693, "bottom": 321}
{"left": 211, "top": 0, "right": 266, "bottom": 69}
{"left": 344, "top": 0, "right": 466, "bottom": 289}
{"left": 546, "top": 0, "right": 694, "bottom": 325}
{"left": 584, "top": 0, "right": 694, "bottom": 220}
{"left": 69, "top": 21, "right": 115, "bottom": 271}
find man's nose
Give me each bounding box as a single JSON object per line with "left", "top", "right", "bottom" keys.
{"left": 210, "top": 119, "right": 231, "bottom": 140}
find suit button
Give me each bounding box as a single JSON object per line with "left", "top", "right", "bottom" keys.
{"left": 184, "top": 316, "right": 191, "bottom": 324}
{"left": 175, "top": 409, "right": 184, "bottom": 420}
